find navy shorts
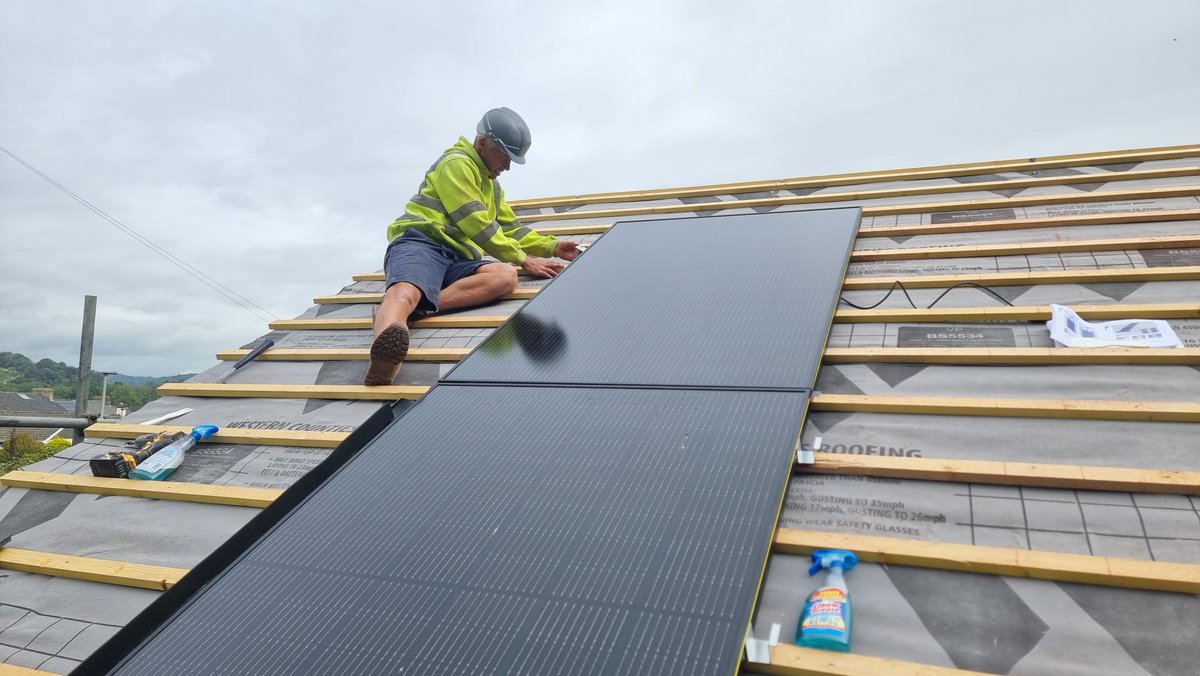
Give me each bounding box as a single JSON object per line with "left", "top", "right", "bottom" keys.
{"left": 384, "top": 228, "right": 489, "bottom": 313}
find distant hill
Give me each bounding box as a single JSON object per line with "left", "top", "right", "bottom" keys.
{"left": 0, "top": 351, "right": 194, "bottom": 412}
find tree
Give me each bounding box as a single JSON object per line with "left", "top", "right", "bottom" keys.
{"left": 106, "top": 381, "right": 158, "bottom": 411}
{"left": 0, "top": 350, "right": 171, "bottom": 412}
{"left": 0, "top": 351, "right": 106, "bottom": 397}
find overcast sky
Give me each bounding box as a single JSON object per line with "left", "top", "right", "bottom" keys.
{"left": 1, "top": 1, "right": 1197, "bottom": 376}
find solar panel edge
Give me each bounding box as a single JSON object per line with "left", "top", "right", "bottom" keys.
{"left": 732, "top": 397, "right": 811, "bottom": 676}
{"left": 807, "top": 206, "right": 862, "bottom": 394}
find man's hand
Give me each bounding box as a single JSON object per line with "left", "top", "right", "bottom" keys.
{"left": 554, "top": 240, "right": 582, "bottom": 261}
{"left": 521, "top": 256, "right": 566, "bottom": 279}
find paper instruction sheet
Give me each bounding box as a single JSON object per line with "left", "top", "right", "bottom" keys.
{"left": 1047, "top": 304, "right": 1183, "bottom": 348}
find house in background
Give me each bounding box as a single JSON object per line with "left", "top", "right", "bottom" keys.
{"left": 1, "top": 389, "right": 126, "bottom": 445}
{"left": 48, "top": 392, "right": 127, "bottom": 421}
{"left": 0, "top": 391, "right": 72, "bottom": 441}
{"left": 57, "top": 398, "right": 128, "bottom": 420}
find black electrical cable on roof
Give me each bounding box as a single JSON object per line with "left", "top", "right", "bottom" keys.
{"left": 0, "top": 144, "right": 280, "bottom": 324}
{"left": 839, "top": 280, "right": 1018, "bottom": 310}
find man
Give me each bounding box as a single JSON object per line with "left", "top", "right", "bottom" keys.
{"left": 366, "top": 107, "right": 580, "bottom": 386}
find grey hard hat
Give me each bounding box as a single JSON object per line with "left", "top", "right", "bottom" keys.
{"left": 477, "top": 107, "right": 531, "bottom": 165}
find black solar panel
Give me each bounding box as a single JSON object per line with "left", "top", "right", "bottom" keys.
{"left": 107, "top": 386, "right": 808, "bottom": 675}
{"left": 445, "top": 208, "right": 860, "bottom": 390}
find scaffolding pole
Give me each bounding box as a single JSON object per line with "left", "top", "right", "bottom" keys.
{"left": 72, "top": 295, "right": 97, "bottom": 444}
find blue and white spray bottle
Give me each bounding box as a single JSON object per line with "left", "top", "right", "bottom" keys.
{"left": 128, "top": 425, "right": 219, "bottom": 481}
{"left": 795, "top": 549, "right": 858, "bottom": 651}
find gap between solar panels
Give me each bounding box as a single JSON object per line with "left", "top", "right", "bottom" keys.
{"left": 77, "top": 208, "right": 862, "bottom": 675}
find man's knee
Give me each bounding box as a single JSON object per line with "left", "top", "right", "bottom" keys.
{"left": 480, "top": 263, "right": 519, "bottom": 294}
{"left": 384, "top": 281, "right": 422, "bottom": 305}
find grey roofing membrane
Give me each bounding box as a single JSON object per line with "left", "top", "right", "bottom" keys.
{"left": 1, "top": 152, "right": 1198, "bottom": 674}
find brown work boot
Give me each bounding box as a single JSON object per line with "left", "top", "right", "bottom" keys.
{"left": 364, "top": 322, "right": 409, "bottom": 386}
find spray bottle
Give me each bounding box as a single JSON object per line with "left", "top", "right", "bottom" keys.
{"left": 128, "top": 425, "right": 219, "bottom": 481}
{"left": 795, "top": 548, "right": 858, "bottom": 651}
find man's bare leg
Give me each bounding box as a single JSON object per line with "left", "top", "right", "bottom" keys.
{"left": 365, "top": 265, "right": 517, "bottom": 386}
{"left": 436, "top": 263, "right": 518, "bottom": 311}
{"left": 373, "top": 282, "right": 421, "bottom": 336}
{"left": 365, "top": 282, "right": 421, "bottom": 386}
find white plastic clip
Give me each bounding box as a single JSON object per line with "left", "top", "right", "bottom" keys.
{"left": 744, "top": 627, "right": 771, "bottom": 664}
{"left": 797, "top": 435, "right": 820, "bottom": 465}
{"left": 768, "top": 623, "right": 782, "bottom": 646}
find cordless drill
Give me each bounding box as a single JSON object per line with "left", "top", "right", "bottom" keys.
{"left": 89, "top": 431, "right": 185, "bottom": 478}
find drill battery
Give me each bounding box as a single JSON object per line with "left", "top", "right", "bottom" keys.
{"left": 89, "top": 431, "right": 184, "bottom": 478}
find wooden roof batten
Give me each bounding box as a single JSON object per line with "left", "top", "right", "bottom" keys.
{"left": 511, "top": 143, "right": 1200, "bottom": 209}
{"left": 515, "top": 178, "right": 1200, "bottom": 223}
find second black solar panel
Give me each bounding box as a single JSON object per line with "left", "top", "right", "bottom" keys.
{"left": 446, "top": 208, "right": 861, "bottom": 390}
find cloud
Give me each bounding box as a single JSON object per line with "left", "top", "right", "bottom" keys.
{"left": 1, "top": 0, "right": 1197, "bottom": 374}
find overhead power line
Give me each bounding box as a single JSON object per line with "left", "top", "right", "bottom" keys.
{"left": 0, "top": 144, "right": 280, "bottom": 324}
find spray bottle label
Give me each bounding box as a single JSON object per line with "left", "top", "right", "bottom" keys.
{"left": 135, "top": 449, "right": 175, "bottom": 474}
{"left": 801, "top": 588, "right": 848, "bottom": 633}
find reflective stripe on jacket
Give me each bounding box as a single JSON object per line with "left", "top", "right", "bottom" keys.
{"left": 386, "top": 136, "right": 557, "bottom": 265}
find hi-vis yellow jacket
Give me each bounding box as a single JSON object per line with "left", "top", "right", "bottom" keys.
{"left": 386, "top": 137, "right": 557, "bottom": 265}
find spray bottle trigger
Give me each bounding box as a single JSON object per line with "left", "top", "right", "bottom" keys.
{"left": 191, "top": 425, "right": 220, "bottom": 440}
{"left": 807, "top": 549, "right": 859, "bottom": 576}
